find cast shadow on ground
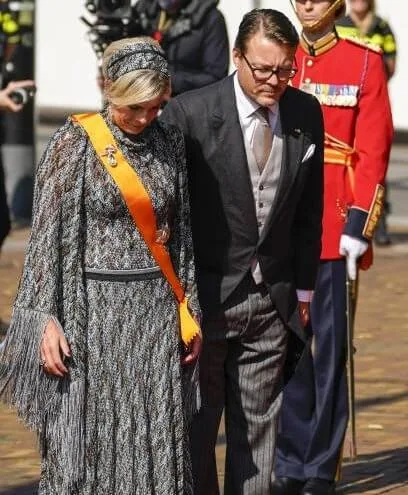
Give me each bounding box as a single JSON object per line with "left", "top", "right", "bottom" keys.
{"left": 388, "top": 231, "right": 408, "bottom": 244}
{"left": 3, "top": 451, "right": 406, "bottom": 494}
{"left": 388, "top": 177, "right": 408, "bottom": 191}
{"left": 0, "top": 482, "right": 38, "bottom": 495}
{"left": 356, "top": 389, "right": 408, "bottom": 411}
{"left": 338, "top": 447, "right": 408, "bottom": 493}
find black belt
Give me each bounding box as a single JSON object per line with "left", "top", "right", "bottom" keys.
{"left": 84, "top": 267, "right": 162, "bottom": 282}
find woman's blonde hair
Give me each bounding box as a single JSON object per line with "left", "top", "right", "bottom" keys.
{"left": 102, "top": 37, "right": 170, "bottom": 107}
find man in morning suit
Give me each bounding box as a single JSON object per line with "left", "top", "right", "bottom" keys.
{"left": 272, "top": 1, "right": 393, "bottom": 494}
{"left": 161, "top": 9, "right": 324, "bottom": 494}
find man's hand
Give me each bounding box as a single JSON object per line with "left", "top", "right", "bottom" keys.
{"left": 299, "top": 301, "right": 310, "bottom": 327}
{"left": 181, "top": 333, "right": 202, "bottom": 366}
{"left": 40, "top": 319, "right": 71, "bottom": 377}
{"left": 339, "top": 234, "right": 369, "bottom": 280}
{"left": 0, "top": 80, "right": 35, "bottom": 112}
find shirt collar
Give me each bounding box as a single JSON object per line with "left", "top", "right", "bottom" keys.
{"left": 233, "top": 72, "right": 278, "bottom": 120}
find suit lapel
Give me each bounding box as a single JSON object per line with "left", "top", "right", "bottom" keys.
{"left": 212, "top": 76, "right": 258, "bottom": 238}
{"left": 259, "top": 88, "right": 305, "bottom": 243}
{"left": 276, "top": 90, "right": 305, "bottom": 207}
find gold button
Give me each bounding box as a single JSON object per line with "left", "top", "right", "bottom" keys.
{"left": 305, "top": 77, "right": 312, "bottom": 84}
{"left": 307, "top": 59, "right": 313, "bottom": 67}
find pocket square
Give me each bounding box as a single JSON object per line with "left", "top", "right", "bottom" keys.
{"left": 301, "top": 144, "right": 316, "bottom": 163}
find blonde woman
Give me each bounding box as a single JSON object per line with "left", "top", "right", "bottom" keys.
{"left": 0, "top": 37, "right": 201, "bottom": 494}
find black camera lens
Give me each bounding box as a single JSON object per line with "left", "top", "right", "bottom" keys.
{"left": 100, "top": 0, "right": 129, "bottom": 13}
{"left": 10, "top": 86, "right": 36, "bottom": 105}
{"left": 86, "top": 1, "right": 97, "bottom": 13}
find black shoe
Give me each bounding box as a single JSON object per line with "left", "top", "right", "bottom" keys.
{"left": 271, "top": 476, "right": 305, "bottom": 495}
{"left": 301, "top": 478, "right": 335, "bottom": 495}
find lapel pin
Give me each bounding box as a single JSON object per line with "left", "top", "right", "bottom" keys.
{"left": 293, "top": 128, "right": 301, "bottom": 136}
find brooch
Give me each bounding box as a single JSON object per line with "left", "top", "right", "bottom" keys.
{"left": 155, "top": 224, "right": 170, "bottom": 245}
{"left": 102, "top": 144, "right": 118, "bottom": 167}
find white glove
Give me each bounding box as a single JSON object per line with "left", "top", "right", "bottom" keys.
{"left": 339, "top": 234, "right": 369, "bottom": 281}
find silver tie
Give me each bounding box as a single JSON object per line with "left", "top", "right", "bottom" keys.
{"left": 252, "top": 107, "right": 273, "bottom": 173}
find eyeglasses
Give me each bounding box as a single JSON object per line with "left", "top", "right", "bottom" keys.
{"left": 241, "top": 53, "right": 298, "bottom": 82}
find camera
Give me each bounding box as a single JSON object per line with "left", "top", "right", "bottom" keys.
{"left": 81, "top": 0, "right": 142, "bottom": 60}
{"left": 9, "top": 85, "right": 35, "bottom": 105}
{"left": 85, "top": 0, "right": 132, "bottom": 19}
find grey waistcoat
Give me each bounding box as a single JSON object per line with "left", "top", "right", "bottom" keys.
{"left": 241, "top": 111, "right": 284, "bottom": 282}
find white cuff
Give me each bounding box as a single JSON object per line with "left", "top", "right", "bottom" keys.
{"left": 296, "top": 289, "right": 314, "bottom": 303}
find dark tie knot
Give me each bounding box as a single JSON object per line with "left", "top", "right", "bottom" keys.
{"left": 257, "top": 107, "right": 270, "bottom": 126}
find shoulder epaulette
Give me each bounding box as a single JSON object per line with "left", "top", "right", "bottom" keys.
{"left": 344, "top": 36, "right": 383, "bottom": 54}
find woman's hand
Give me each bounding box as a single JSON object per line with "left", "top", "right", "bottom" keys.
{"left": 181, "top": 333, "right": 202, "bottom": 366}
{"left": 40, "top": 319, "right": 71, "bottom": 377}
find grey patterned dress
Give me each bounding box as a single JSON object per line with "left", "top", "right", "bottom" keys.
{"left": 0, "top": 111, "right": 200, "bottom": 495}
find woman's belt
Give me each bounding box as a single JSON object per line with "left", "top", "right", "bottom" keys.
{"left": 84, "top": 266, "right": 162, "bottom": 282}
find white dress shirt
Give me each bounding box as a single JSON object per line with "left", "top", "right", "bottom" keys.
{"left": 233, "top": 73, "right": 313, "bottom": 304}
{"left": 234, "top": 72, "right": 278, "bottom": 142}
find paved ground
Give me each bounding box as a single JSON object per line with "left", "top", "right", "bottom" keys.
{"left": 0, "top": 135, "right": 407, "bottom": 494}
{"left": 1, "top": 236, "right": 408, "bottom": 494}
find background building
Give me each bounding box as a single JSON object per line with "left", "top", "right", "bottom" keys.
{"left": 37, "top": 0, "right": 406, "bottom": 132}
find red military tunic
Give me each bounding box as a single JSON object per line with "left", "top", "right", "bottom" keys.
{"left": 292, "top": 33, "right": 393, "bottom": 261}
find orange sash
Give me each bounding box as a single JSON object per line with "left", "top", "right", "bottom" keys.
{"left": 324, "top": 132, "right": 373, "bottom": 270}
{"left": 73, "top": 112, "right": 200, "bottom": 345}
{"left": 324, "top": 132, "right": 356, "bottom": 192}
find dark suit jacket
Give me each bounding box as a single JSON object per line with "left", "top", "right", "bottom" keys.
{"left": 161, "top": 75, "right": 324, "bottom": 348}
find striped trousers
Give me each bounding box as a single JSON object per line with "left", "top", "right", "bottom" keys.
{"left": 190, "top": 275, "right": 288, "bottom": 495}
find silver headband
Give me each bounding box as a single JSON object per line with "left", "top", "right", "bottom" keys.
{"left": 105, "top": 42, "right": 170, "bottom": 82}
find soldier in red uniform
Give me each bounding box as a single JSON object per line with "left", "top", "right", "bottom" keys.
{"left": 273, "top": 1, "right": 393, "bottom": 494}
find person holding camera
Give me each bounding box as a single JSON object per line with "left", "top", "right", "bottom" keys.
{"left": 0, "top": 79, "right": 35, "bottom": 251}
{"left": 134, "top": 0, "right": 229, "bottom": 96}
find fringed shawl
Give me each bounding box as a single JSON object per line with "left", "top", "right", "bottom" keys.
{"left": 0, "top": 119, "right": 90, "bottom": 492}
